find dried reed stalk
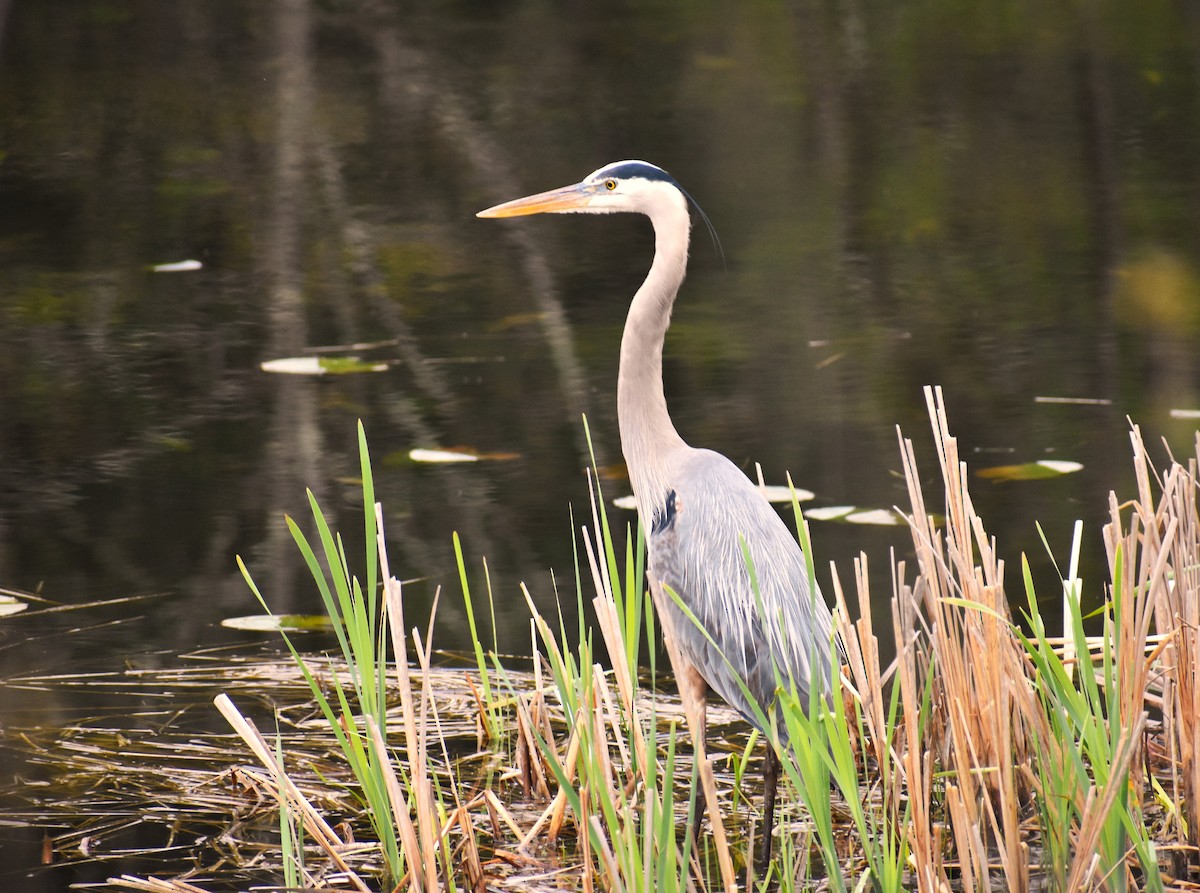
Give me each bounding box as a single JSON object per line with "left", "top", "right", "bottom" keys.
{"left": 378, "top": 504, "right": 443, "bottom": 892}
{"left": 894, "top": 385, "right": 1033, "bottom": 891}
{"left": 830, "top": 558, "right": 888, "bottom": 777}
{"left": 584, "top": 473, "right": 648, "bottom": 770}
{"left": 1107, "top": 425, "right": 1200, "bottom": 859}
{"left": 213, "top": 693, "right": 372, "bottom": 893}
{"left": 107, "top": 876, "right": 215, "bottom": 893}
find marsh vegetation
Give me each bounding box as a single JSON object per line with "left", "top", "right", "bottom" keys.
{"left": 7, "top": 392, "right": 1197, "bottom": 892}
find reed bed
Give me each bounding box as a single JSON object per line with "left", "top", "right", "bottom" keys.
{"left": 6, "top": 390, "right": 1200, "bottom": 892}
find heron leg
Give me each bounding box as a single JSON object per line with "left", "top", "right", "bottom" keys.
{"left": 675, "top": 661, "right": 710, "bottom": 847}
{"left": 759, "top": 746, "right": 780, "bottom": 867}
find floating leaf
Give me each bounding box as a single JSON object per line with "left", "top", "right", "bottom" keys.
{"left": 151, "top": 259, "right": 203, "bottom": 273}
{"left": 1038, "top": 460, "right": 1084, "bottom": 474}
{"left": 261, "top": 357, "right": 324, "bottom": 375}
{"left": 977, "top": 459, "right": 1084, "bottom": 481}
{"left": 221, "top": 614, "right": 334, "bottom": 632}
{"left": 0, "top": 596, "right": 28, "bottom": 617}
{"left": 318, "top": 357, "right": 389, "bottom": 375}
{"left": 806, "top": 505, "right": 855, "bottom": 521}
{"left": 407, "top": 447, "right": 517, "bottom": 464}
{"left": 409, "top": 448, "right": 480, "bottom": 464}
{"left": 1034, "top": 395, "right": 1112, "bottom": 406}
{"left": 757, "top": 484, "right": 816, "bottom": 504}
{"left": 805, "top": 505, "right": 900, "bottom": 524}
{"left": 845, "top": 509, "right": 900, "bottom": 526}
{"left": 260, "top": 356, "right": 389, "bottom": 375}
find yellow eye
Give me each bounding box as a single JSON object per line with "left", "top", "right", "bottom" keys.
{"left": 604, "top": 179, "right": 617, "bottom": 191}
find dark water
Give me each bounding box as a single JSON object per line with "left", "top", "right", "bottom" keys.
{"left": 1, "top": 0, "right": 1199, "bottom": 885}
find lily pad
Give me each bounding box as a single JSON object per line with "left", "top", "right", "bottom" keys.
{"left": 409, "top": 448, "right": 480, "bottom": 464}
{"left": 222, "top": 614, "right": 334, "bottom": 632}
{"left": 260, "top": 356, "right": 389, "bottom": 375}
{"left": 754, "top": 485, "right": 815, "bottom": 503}
{"left": 1034, "top": 396, "right": 1112, "bottom": 406}
{"left": 805, "top": 505, "right": 855, "bottom": 521}
{"left": 151, "top": 259, "right": 203, "bottom": 273}
{"left": 0, "top": 595, "right": 28, "bottom": 617}
{"left": 319, "top": 357, "right": 390, "bottom": 374}
{"left": 845, "top": 509, "right": 901, "bottom": 526}
{"left": 977, "top": 460, "right": 1084, "bottom": 481}
{"left": 261, "top": 356, "right": 324, "bottom": 375}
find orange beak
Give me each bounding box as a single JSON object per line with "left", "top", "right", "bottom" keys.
{"left": 477, "top": 182, "right": 596, "bottom": 218}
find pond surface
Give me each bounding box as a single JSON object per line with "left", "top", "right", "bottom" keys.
{"left": 1, "top": 0, "right": 1199, "bottom": 887}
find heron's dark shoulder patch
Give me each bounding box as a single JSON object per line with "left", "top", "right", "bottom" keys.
{"left": 651, "top": 489, "right": 678, "bottom": 535}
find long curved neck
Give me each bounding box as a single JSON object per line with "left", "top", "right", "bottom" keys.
{"left": 618, "top": 201, "right": 691, "bottom": 511}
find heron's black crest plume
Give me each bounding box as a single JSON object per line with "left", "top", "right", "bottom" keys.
{"left": 685, "top": 189, "right": 725, "bottom": 271}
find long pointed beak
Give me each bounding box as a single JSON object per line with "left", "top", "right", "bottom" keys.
{"left": 477, "top": 182, "right": 594, "bottom": 218}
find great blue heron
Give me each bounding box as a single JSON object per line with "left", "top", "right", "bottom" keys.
{"left": 478, "top": 160, "right": 837, "bottom": 864}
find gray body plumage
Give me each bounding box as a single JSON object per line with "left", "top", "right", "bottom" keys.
{"left": 646, "top": 448, "right": 834, "bottom": 738}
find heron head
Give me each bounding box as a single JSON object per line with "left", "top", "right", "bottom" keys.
{"left": 477, "top": 160, "right": 685, "bottom": 219}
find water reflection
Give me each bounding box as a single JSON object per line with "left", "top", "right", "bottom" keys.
{"left": 1, "top": 1, "right": 1199, "bottom": 878}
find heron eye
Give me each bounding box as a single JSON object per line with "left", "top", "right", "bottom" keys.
{"left": 604, "top": 179, "right": 617, "bottom": 191}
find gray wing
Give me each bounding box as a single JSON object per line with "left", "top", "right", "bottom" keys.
{"left": 647, "top": 449, "right": 835, "bottom": 736}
